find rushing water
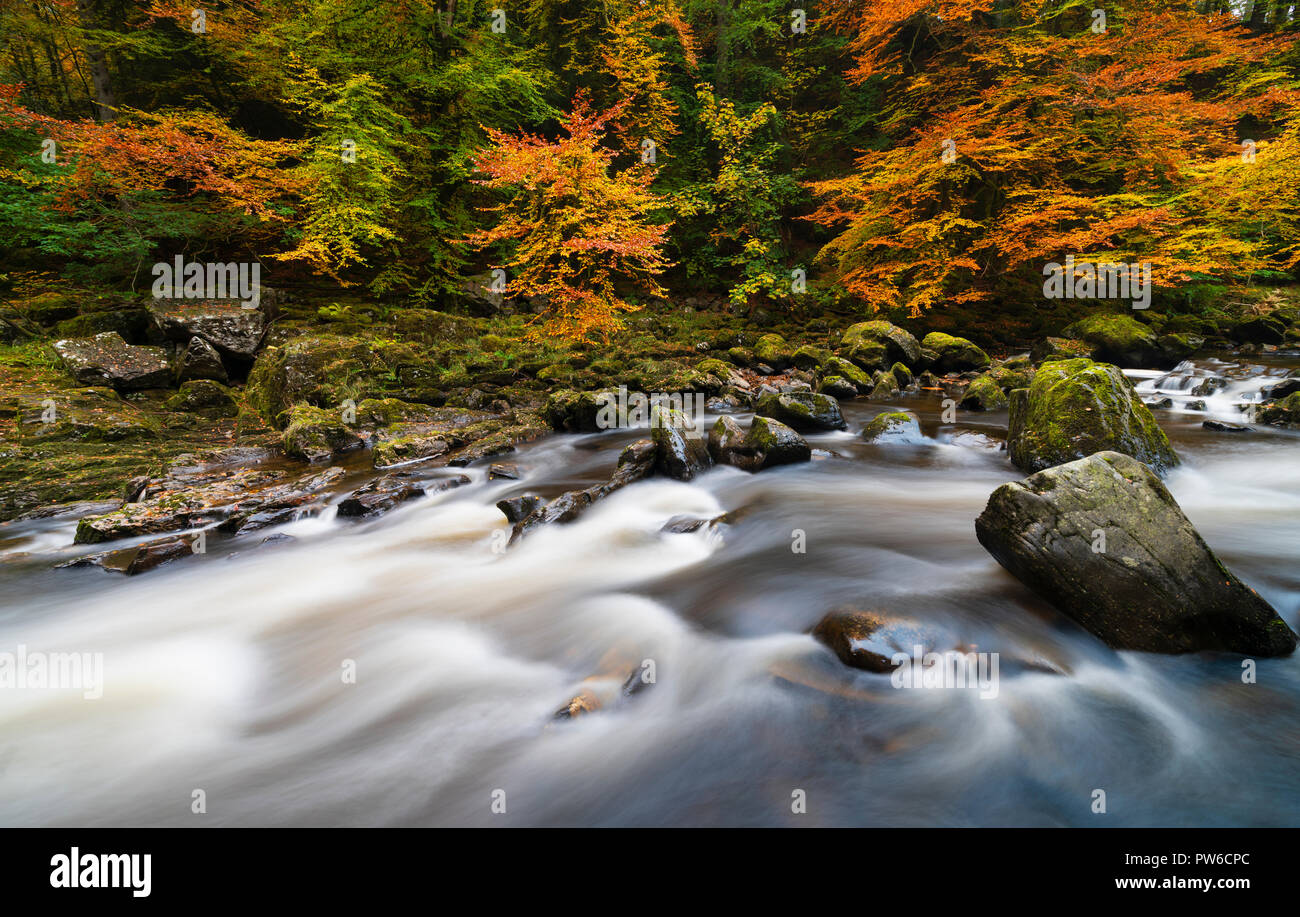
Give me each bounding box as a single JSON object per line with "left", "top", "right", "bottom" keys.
{"left": 1, "top": 356, "right": 1298, "bottom": 827}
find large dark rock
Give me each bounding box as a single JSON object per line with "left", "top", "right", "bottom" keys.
{"left": 650, "top": 408, "right": 711, "bottom": 481}
{"left": 52, "top": 332, "right": 171, "bottom": 391}
{"left": 177, "top": 336, "right": 228, "bottom": 383}
{"left": 975, "top": 451, "right": 1298, "bottom": 656}
{"left": 755, "top": 391, "right": 846, "bottom": 432}
{"left": 1007, "top": 358, "right": 1179, "bottom": 473}
{"left": 709, "top": 415, "right": 810, "bottom": 471}
{"left": 149, "top": 300, "right": 266, "bottom": 358}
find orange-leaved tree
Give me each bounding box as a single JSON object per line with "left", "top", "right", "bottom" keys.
{"left": 463, "top": 94, "right": 674, "bottom": 343}
{"left": 809, "top": 0, "right": 1300, "bottom": 318}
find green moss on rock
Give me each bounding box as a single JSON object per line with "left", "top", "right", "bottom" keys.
{"left": 1007, "top": 358, "right": 1179, "bottom": 473}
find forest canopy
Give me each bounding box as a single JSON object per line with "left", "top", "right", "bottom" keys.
{"left": 2, "top": 0, "right": 1299, "bottom": 340}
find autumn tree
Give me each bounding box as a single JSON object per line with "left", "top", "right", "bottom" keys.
{"left": 809, "top": 0, "right": 1300, "bottom": 318}
{"left": 463, "top": 95, "right": 673, "bottom": 342}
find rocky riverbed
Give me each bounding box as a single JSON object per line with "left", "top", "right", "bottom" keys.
{"left": 2, "top": 289, "right": 1299, "bottom": 825}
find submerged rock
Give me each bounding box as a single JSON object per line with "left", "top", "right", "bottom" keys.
{"left": 59, "top": 536, "right": 195, "bottom": 575}
{"left": 52, "top": 332, "right": 171, "bottom": 391}
{"left": 975, "top": 451, "right": 1298, "bottom": 656}
{"left": 1006, "top": 358, "right": 1178, "bottom": 473}
{"left": 861, "top": 410, "right": 924, "bottom": 444}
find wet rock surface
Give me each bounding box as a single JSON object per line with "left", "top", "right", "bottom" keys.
{"left": 975, "top": 451, "right": 1298, "bottom": 656}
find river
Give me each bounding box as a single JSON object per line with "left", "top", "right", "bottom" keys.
{"left": 1, "top": 356, "right": 1297, "bottom": 826}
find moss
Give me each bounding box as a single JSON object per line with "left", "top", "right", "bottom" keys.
{"left": 53, "top": 308, "right": 149, "bottom": 341}
{"left": 281, "top": 403, "right": 363, "bottom": 462}
{"left": 1007, "top": 358, "right": 1179, "bottom": 473}
{"left": 829, "top": 356, "right": 871, "bottom": 390}
{"left": 1259, "top": 391, "right": 1300, "bottom": 427}
{"left": 920, "top": 332, "right": 991, "bottom": 372}
{"left": 753, "top": 333, "right": 791, "bottom": 368}
{"left": 959, "top": 373, "right": 1008, "bottom": 411}
{"left": 861, "top": 410, "right": 921, "bottom": 443}
{"left": 165, "top": 380, "right": 238, "bottom": 418}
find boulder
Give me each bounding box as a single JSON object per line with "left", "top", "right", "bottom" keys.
{"left": 149, "top": 300, "right": 266, "bottom": 358}
{"left": 842, "top": 321, "right": 921, "bottom": 366}
{"left": 1259, "top": 392, "right": 1300, "bottom": 427}
{"left": 650, "top": 408, "right": 711, "bottom": 481}
{"left": 920, "top": 333, "right": 991, "bottom": 373}
{"left": 177, "top": 336, "right": 228, "bottom": 383}
{"left": 959, "top": 374, "right": 1008, "bottom": 411}
{"left": 165, "top": 379, "right": 239, "bottom": 418}
{"left": 1007, "top": 358, "right": 1179, "bottom": 473}
{"left": 282, "top": 404, "right": 364, "bottom": 463}
{"left": 819, "top": 375, "right": 859, "bottom": 399}
{"left": 753, "top": 333, "right": 792, "bottom": 370}
{"left": 540, "top": 389, "right": 614, "bottom": 433}
{"left": 755, "top": 391, "right": 846, "bottom": 432}
{"left": 861, "top": 410, "right": 924, "bottom": 444}
{"left": 868, "top": 372, "right": 900, "bottom": 400}
{"left": 975, "top": 451, "right": 1298, "bottom": 656}
{"left": 742, "top": 416, "right": 812, "bottom": 469}
{"left": 1060, "top": 313, "right": 1181, "bottom": 368}
{"left": 52, "top": 332, "right": 171, "bottom": 391}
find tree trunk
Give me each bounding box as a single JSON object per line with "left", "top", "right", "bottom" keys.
{"left": 74, "top": 0, "right": 115, "bottom": 121}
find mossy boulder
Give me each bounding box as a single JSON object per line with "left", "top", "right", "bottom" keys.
{"left": 976, "top": 451, "right": 1298, "bottom": 656}
{"left": 860, "top": 410, "right": 924, "bottom": 444}
{"left": 819, "top": 375, "right": 859, "bottom": 399}
{"left": 1007, "top": 358, "right": 1179, "bottom": 473}
{"left": 244, "top": 334, "right": 424, "bottom": 427}
{"left": 754, "top": 333, "right": 792, "bottom": 369}
{"left": 710, "top": 415, "right": 810, "bottom": 471}
{"left": 792, "top": 344, "right": 835, "bottom": 372}
{"left": 282, "top": 403, "right": 364, "bottom": 463}
{"left": 53, "top": 308, "right": 150, "bottom": 342}
{"left": 755, "top": 391, "right": 846, "bottom": 432}
{"left": 353, "top": 397, "right": 442, "bottom": 429}
{"left": 10, "top": 388, "right": 160, "bottom": 442}
{"left": 868, "top": 372, "right": 900, "bottom": 400}
{"left": 843, "top": 339, "right": 890, "bottom": 372}
{"left": 842, "top": 321, "right": 921, "bottom": 366}
{"left": 920, "top": 333, "right": 991, "bottom": 373}
{"left": 827, "top": 357, "right": 872, "bottom": 392}
{"left": 890, "top": 362, "right": 914, "bottom": 388}
{"left": 1060, "top": 313, "right": 1184, "bottom": 368}
{"left": 1259, "top": 391, "right": 1300, "bottom": 428}
{"left": 540, "top": 389, "right": 615, "bottom": 432}
{"left": 165, "top": 380, "right": 239, "bottom": 418}
{"left": 959, "top": 374, "right": 1008, "bottom": 411}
